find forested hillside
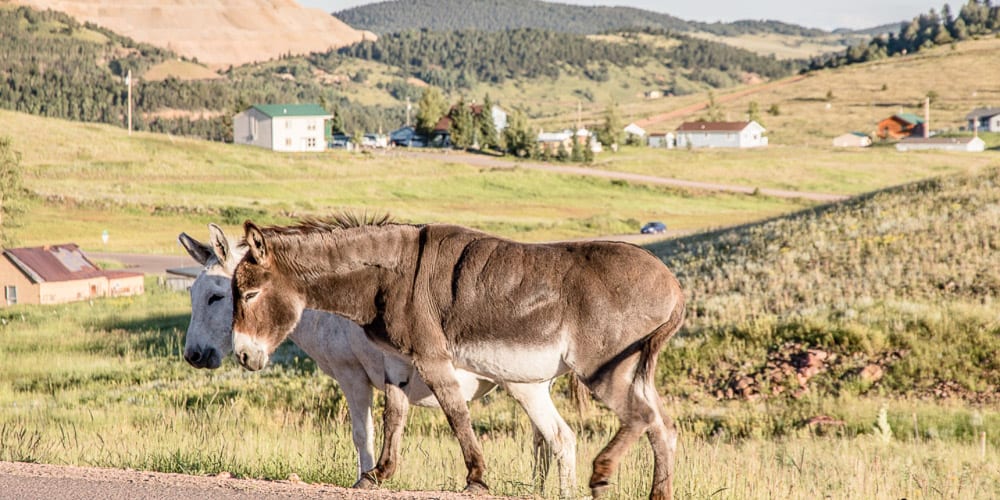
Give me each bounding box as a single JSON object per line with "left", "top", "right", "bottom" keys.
{"left": 335, "top": 0, "right": 829, "bottom": 37}
{"left": 0, "top": 5, "right": 402, "bottom": 140}
{"left": 812, "top": 0, "right": 1000, "bottom": 69}
{"left": 339, "top": 29, "right": 803, "bottom": 91}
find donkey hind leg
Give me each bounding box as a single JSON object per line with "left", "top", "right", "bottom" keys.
{"left": 412, "top": 356, "right": 489, "bottom": 493}
{"left": 354, "top": 382, "right": 410, "bottom": 488}
{"left": 584, "top": 350, "right": 676, "bottom": 500}
{"left": 505, "top": 381, "right": 577, "bottom": 499}
{"left": 338, "top": 372, "right": 376, "bottom": 486}
{"left": 531, "top": 423, "right": 551, "bottom": 493}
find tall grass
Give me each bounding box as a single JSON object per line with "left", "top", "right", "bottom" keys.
{"left": 0, "top": 275, "right": 996, "bottom": 497}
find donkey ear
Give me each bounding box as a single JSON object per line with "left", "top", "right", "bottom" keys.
{"left": 207, "top": 223, "right": 231, "bottom": 268}
{"left": 244, "top": 220, "right": 269, "bottom": 265}
{"left": 178, "top": 232, "right": 213, "bottom": 265}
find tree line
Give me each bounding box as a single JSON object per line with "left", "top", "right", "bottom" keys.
{"left": 0, "top": 6, "right": 403, "bottom": 141}
{"left": 810, "top": 1, "right": 1000, "bottom": 69}
{"left": 339, "top": 27, "right": 804, "bottom": 91}
{"left": 335, "top": 0, "right": 831, "bottom": 38}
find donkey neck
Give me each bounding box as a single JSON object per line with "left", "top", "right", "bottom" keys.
{"left": 271, "top": 224, "right": 421, "bottom": 325}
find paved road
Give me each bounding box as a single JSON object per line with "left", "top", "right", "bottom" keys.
{"left": 90, "top": 252, "right": 197, "bottom": 275}
{"left": 393, "top": 150, "right": 848, "bottom": 203}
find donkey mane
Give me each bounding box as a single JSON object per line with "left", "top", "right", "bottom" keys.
{"left": 239, "top": 213, "right": 395, "bottom": 247}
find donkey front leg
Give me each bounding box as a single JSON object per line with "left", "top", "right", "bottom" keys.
{"left": 337, "top": 370, "right": 377, "bottom": 484}
{"left": 412, "top": 355, "right": 489, "bottom": 493}
{"left": 362, "top": 382, "right": 410, "bottom": 487}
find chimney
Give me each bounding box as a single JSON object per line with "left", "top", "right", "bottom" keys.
{"left": 923, "top": 97, "right": 930, "bottom": 139}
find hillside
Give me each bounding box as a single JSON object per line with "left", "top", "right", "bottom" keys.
{"left": 336, "top": 0, "right": 829, "bottom": 37}
{"left": 651, "top": 167, "right": 1000, "bottom": 402}
{"left": 13, "top": 0, "right": 371, "bottom": 68}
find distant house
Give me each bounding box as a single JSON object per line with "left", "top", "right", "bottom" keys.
{"left": 675, "top": 121, "right": 767, "bottom": 149}
{"left": 876, "top": 113, "right": 925, "bottom": 140}
{"left": 966, "top": 107, "right": 1000, "bottom": 132}
{"left": 233, "top": 104, "right": 331, "bottom": 152}
{"left": 0, "top": 244, "right": 144, "bottom": 307}
{"left": 895, "top": 136, "right": 985, "bottom": 152}
{"left": 624, "top": 123, "right": 646, "bottom": 144}
{"left": 432, "top": 104, "right": 507, "bottom": 148}
{"left": 537, "top": 129, "right": 601, "bottom": 155}
{"left": 832, "top": 132, "right": 873, "bottom": 148}
{"left": 647, "top": 132, "right": 675, "bottom": 149}
{"left": 389, "top": 126, "right": 428, "bottom": 147}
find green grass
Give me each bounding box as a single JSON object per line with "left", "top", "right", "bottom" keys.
{"left": 0, "top": 279, "right": 996, "bottom": 498}
{"left": 3, "top": 109, "right": 814, "bottom": 253}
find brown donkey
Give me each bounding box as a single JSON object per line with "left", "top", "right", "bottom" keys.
{"left": 231, "top": 216, "right": 686, "bottom": 499}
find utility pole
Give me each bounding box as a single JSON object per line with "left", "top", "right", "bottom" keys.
{"left": 126, "top": 69, "right": 133, "bottom": 136}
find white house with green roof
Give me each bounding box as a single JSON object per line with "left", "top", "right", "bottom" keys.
{"left": 233, "top": 104, "right": 331, "bottom": 152}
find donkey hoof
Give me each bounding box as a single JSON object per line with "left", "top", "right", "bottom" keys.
{"left": 352, "top": 472, "right": 379, "bottom": 489}
{"left": 590, "top": 481, "right": 610, "bottom": 498}
{"left": 463, "top": 480, "right": 490, "bottom": 495}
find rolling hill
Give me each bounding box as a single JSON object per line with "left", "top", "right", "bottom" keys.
{"left": 12, "top": 0, "right": 372, "bottom": 68}
{"left": 335, "top": 0, "right": 827, "bottom": 37}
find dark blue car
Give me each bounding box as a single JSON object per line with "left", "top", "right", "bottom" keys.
{"left": 641, "top": 221, "right": 667, "bottom": 234}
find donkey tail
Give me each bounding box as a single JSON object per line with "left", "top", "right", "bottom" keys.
{"left": 636, "top": 296, "right": 686, "bottom": 387}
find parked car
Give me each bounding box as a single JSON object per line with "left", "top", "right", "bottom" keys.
{"left": 641, "top": 221, "right": 667, "bottom": 234}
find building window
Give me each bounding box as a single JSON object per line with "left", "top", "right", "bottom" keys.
{"left": 285, "top": 138, "right": 292, "bottom": 147}
{"left": 285, "top": 120, "right": 291, "bottom": 129}
{"left": 5, "top": 285, "right": 17, "bottom": 305}
{"left": 307, "top": 137, "right": 317, "bottom": 148}
{"left": 307, "top": 121, "right": 317, "bottom": 131}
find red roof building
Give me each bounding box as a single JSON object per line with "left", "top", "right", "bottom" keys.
{"left": 1, "top": 244, "right": 144, "bottom": 306}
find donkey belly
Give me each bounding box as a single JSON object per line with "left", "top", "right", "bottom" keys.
{"left": 451, "top": 340, "right": 569, "bottom": 383}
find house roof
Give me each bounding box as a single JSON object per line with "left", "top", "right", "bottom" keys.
{"left": 252, "top": 104, "right": 331, "bottom": 118}
{"left": 965, "top": 107, "right": 1000, "bottom": 120}
{"left": 3, "top": 244, "right": 142, "bottom": 283}
{"left": 891, "top": 113, "right": 925, "bottom": 125}
{"left": 538, "top": 131, "right": 572, "bottom": 142}
{"left": 676, "top": 121, "right": 759, "bottom": 132}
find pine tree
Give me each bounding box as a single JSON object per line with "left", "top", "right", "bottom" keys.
{"left": 598, "top": 101, "right": 623, "bottom": 149}
{"left": 0, "top": 137, "right": 24, "bottom": 247}
{"left": 449, "top": 97, "right": 474, "bottom": 149}
{"left": 478, "top": 94, "right": 499, "bottom": 150}
{"left": 503, "top": 108, "right": 533, "bottom": 158}
{"left": 747, "top": 101, "right": 762, "bottom": 126}
{"left": 416, "top": 87, "right": 447, "bottom": 136}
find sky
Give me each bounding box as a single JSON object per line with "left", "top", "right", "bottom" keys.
{"left": 299, "top": 0, "right": 955, "bottom": 31}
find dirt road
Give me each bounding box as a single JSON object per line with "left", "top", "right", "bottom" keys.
{"left": 0, "top": 461, "right": 513, "bottom": 500}
{"left": 394, "top": 150, "right": 847, "bottom": 202}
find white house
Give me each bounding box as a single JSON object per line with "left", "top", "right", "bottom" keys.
{"left": 647, "top": 132, "right": 675, "bottom": 149}
{"left": 966, "top": 108, "right": 1000, "bottom": 133}
{"left": 895, "top": 136, "right": 985, "bottom": 152}
{"left": 675, "top": 121, "right": 768, "bottom": 149}
{"left": 233, "top": 104, "right": 331, "bottom": 152}
{"left": 832, "top": 132, "right": 872, "bottom": 148}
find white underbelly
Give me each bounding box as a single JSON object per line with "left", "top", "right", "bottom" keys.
{"left": 451, "top": 341, "right": 568, "bottom": 383}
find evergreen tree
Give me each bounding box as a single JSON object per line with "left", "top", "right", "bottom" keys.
{"left": 570, "top": 137, "right": 583, "bottom": 162}
{"left": 0, "top": 137, "right": 24, "bottom": 247}
{"left": 747, "top": 100, "right": 762, "bottom": 125}
{"left": 416, "top": 87, "right": 447, "bottom": 135}
{"left": 449, "top": 97, "right": 474, "bottom": 149}
{"left": 705, "top": 90, "right": 724, "bottom": 121}
{"left": 598, "top": 101, "right": 623, "bottom": 149}
{"left": 503, "top": 108, "right": 533, "bottom": 158}
{"left": 556, "top": 142, "right": 569, "bottom": 162}
{"left": 478, "top": 94, "right": 499, "bottom": 150}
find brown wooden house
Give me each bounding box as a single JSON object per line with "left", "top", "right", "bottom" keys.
{"left": 0, "top": 244, "right": 144, "bottom": 307}
{"left": 876, "top": 113, "right": 926, "bottom": 140}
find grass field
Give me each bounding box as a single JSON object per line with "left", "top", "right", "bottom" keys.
{"left": 0, "top": 282, "right": 996, "bottom": 498}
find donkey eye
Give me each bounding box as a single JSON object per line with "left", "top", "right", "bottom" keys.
{"left": 207, "top": 294, "right": 224, "bottom": 306}
{"left": 244, "top": 291, "right": 259, "bottom": 301}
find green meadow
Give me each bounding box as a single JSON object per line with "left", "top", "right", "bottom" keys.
{"left": 2, "top": 33, "right": 1000, "bottom": 494}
